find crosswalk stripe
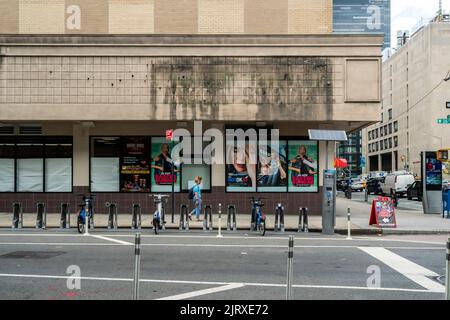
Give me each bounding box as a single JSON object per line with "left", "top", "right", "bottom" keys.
{"left": 358, "top": 247, "right": 445, "bottom": 292}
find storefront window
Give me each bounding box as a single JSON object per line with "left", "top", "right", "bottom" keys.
{"left": 182, "top": 164, "right": 211, "bottom": 191}
{"left": 0, "top": 137, "right": 15, "bottom": 192}
{"left": 90, "top": 137, "right": 120, "bottom": 192}
{"left": 16, "top": 139, "right": 44, "bottom": 192}
{"left": 44, "top": 138, "right": 73, "bottom": 192}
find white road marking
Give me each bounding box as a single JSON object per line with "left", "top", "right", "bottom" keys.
{"left": 0, "top": 273, "right": 441, "bottom": 294}
{"left": 358, "top": 247, "right": 445, "bottom": 292}
{"left": 0, "top": 232, "right": 446, "bottom": 246}
{"left": 0, "top": 242, "right": 444, "bottom": 250}
{"left": 89, "top": 235, "right": 132, "bottom": 245}
{"left": 155, "top": 283, "right": 245, "bottom": 300}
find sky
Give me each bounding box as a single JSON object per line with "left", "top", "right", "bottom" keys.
{"left": 391, "top": 0, "right": 450, "bottom": 46}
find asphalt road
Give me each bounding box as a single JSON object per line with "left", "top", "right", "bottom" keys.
{"left": 0, "top": 229, "right": 447, "bottom": 300}
{"left": 338, "top": 191, "right": 424, "bottom": 211}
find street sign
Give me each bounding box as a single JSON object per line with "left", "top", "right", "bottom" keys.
{"left": 369, "top": 197, "right": 397, "bottom": 228}
{"left": 437, "top": 118, "right": 450, "bottom": 124}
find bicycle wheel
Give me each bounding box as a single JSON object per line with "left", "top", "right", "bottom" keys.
{"left": 259, "top": 220, "right": 266, "bottom": 236}
{"left": 77, "top": 216, "right": 84, "bottom": 234}
{"left": 153, "top": 218, "right": 159, "bottom": 235}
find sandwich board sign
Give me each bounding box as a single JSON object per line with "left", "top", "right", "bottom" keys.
{"left": 369, "top": 196, "right": 397, "bottom": 228}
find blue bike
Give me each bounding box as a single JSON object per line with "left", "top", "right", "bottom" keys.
{"left": 250, "top": 197, "right": 266, "bottom": 236}
{"left": 77, "top": 194, "right": 96, "bottom": 234}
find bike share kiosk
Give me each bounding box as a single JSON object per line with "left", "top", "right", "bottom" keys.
{"left": 322, "top": 170, "right": 337, "bottom": 234}
{"left": 308, "top": 129, "right": 347, "bottom": 235}
{"left": 421, "top": 151, "right": 444, "bottom": 214}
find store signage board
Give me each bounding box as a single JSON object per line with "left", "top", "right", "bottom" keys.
{"left": 369, "top": 197, "right": 397, "bottom": 228}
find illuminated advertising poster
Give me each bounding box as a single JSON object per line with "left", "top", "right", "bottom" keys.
{"left": 287, "top": 141, "right": 319, "bottom": 192}
{"left": 425, "top": 154, "right": 442, "bottom": 190}
{"left": 257, "top": 140, "right": 288, "bottom": 192}
{"left": 226, "top": 139, "right": 257, "bottom": 192}
{"left": 120, "top": 137, "right": 150, "bottom": 193}
{"left": 150, "top": 137, "right": 180, "bottom": 192}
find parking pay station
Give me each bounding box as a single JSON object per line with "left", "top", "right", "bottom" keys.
{"left": 421, "top": 151, "right": 443, "bottom": 214}
{"left": 308, "top": 129, "right": 348, "bottom": 235}
{"left": 322, "top": 169, "right": 337, "bottom": 234}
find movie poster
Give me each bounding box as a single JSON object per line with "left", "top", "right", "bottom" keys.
{"left": 257, "top": 140, "right": 288, "bottom": 192}
{"left": 287, "top": 141, "right": 319, "bottom": 192}
{"left": 120, "top": 137, "right": 150, "bottom": 193}
{"left": 150, "top": 137, "right": 181, "bottom": 192}
{"left": 226, "top": 139, "right": 257, "bottom": 192}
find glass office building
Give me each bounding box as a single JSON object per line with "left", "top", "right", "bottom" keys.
{"left": 334, "top": 0, "right": 391, "bottom": 49}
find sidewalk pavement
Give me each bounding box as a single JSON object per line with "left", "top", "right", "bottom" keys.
{"left": 1, "top": 197, "right": 449, "bottom": 235}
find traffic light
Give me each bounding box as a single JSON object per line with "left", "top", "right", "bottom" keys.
{"left": 437, "top": 149, "right": 450, "bottom": 162}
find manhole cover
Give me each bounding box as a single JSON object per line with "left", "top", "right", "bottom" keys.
{"left": 0, "top": 251, "right": 66, "bottom": 259}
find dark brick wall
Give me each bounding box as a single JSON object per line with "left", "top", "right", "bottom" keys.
{"left": 0, "top": 186, "right": 322, "bottom": 216}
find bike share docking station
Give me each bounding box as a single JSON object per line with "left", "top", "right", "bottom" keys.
{"left": 11, "top": 202, "right": 23, "bottom": 229}
{"left": 203, "top": 204, "right": 213, "bottom": 231}
{"left": 35, "top": 203, "right": 47, "bottom": 229}
{"left": 131, "top": 203, "right": 142, "bottom": 230}
{"left": 60, "top": 203, "right": 70, "bottom": 229}
{"left": 179, "top": 204, "right": 189, "bottom": 231}
{"left": 227, "top": 205, "right": 237, "bottom": 231}
{"left": 298, "top": 207, "right": 309, "bottom": 233}
{"left": 105, "top": 202, "right": 118, "bottom": 229}
{"left": 274, "top": 203, "right": 285, "bottom": 232}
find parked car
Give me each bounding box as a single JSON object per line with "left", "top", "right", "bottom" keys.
{"left": 337, "top": 179, "right": 348, "bottom": 191}
{"left": 366, "top": 178, "right": 383, "bottom": 195}
{"left": 407, "top": 180, "right": 422, "bottom": 201}
{"left": 350, "top": 179, "right": 364, "bottom": 192}
{"left": 380, "top": 173, "right": 416, "bottom": 197}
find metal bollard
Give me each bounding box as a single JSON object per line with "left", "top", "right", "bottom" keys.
{"left": 446, "top": 238, "right": 450, "bottom": 300}
{"left": 133, "top": 233, "right": 141, "bottom": 300}
{"left": 275, "top": 203, "right": 285, "bottom": 232}
{"left": 179, "top": 204, "right": 189, "bottom": 231}
{"left": 286, "top": 235, "right": 294, "bottom": 300}
{"left": 364, "top": 188, "right": 369, "bottom": 203}
{"left": 60, "top": 203, "right": 70, "bottom": 229}
{"left": 227, "top": 205, "right": 237, "bottom": 231}
{"left": 131, "top": 203, "right": 141, "bottom": 230}
{"left": 346, "top": 207, "right": 352, "bottom": 240}
{"left": 217, "top": 204, "right": 223, "bottom": 238}
{"left": 35, "top": 203, "right": 46, "bottom": 229}
{"left": 12, "top": 202, "right": 23, "bottom": 229}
